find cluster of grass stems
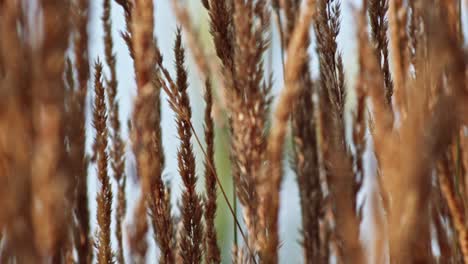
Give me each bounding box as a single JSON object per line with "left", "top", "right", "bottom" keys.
{"left": 0, "top": 0, "right": 467, "bottom": 263}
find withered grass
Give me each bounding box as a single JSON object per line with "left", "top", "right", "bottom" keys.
{"left": 0, "top": 0, "right": 466, "bottom": 263}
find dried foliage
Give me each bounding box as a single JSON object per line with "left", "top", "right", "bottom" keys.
{"left": 129, "top": 0, "right": 156, "bottom": 261}
{"left": 314, "top": 0, "right": 364, "bottom": 262}
{"left": 102, "top": 0, "right": 127, "bottom": 262}
{"left": 71, "top": 0, "right": 92, "bottom": 262}
{"left": 92, "top": 61, "right": 113, "bottom": 264}
{"left": 286, "top": 1, "right": 324, "bottom": 262}
{"left": 147, "top": 67, "right": 174, "bottom": 264}
{"left": 368, "top": 0, "right": 393, "bottom": 106}
{"left": 0, "top": 0, "right": 466, "bottom": 263}
{"left": 229, "top": 1, "right": 272, "bottom": 256}
{"left": 147, "top": 68, "right": 175, "bottom": 264}
{"left": 172, "top": 29, "right": 204, "bottom": 264}
{"left": 203, "top": 79, "right": 221, "bottom": 264}
{"left": 261, "top": 1, "right": 316, "bottom": 262}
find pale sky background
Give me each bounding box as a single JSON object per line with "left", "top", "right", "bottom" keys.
{"left": 85, "top": 1, "right": 467, "bottom": 263}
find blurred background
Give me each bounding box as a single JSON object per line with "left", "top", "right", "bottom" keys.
{"left": 84, "top": 1, "right": 467, "bottom": 263}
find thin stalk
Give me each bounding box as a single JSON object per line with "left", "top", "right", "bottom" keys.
{"left": 189, "top": 122, "right": 257, "bottom": 264}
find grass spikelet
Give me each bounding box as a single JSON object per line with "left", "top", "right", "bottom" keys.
{"left": 203, "top": 78, "right": 221, "bottom": 264}
{"left": 205, "top": 0, "right": 235, "bottom": 74}
{"left": 92, "top": 60, "right": 113, "bottom": 264}
{"left": 288, "top": 2, "right": 325, "bottom": 262}
{"left": 315, "top": 0, "right": 344, "bottom": 117}
{"left": 171, "top": 1, "right": 228, "bottom": 119}
{"left": 173, "top": 29, "right": 204, "bottom": 264}
{"left": 129, "top": 0, "right": 156, "bottom": 261}
{"left": 102, "top": 0, "right": 126, "bottom": 262}
{"left": 357, "top": 3, "right": 396, "bottom": 261}
{"left": 171, "top": 1, "right": 210, "bottom": 78}
{"left": 148, "top": 174, "right": 175, "bottom": 264}
{"left": 2, "top": 0, "right": 468, "bottom": 263}
{"left": 155, "top": 33, "right": 255, "bottom": 264}
{"left": 148, "top": 61, "right": 175, "bottom": 264}
{"left": 368, "top": 0, "right": 393, "bottom": 107}
{"left": 230, "top": 0, "right": 271, "bottom": 254}
{"left": 71, "top": 0, "right": 92, "bottom": 262}
{"left": 291, "top": 52, "right": 323, "bottom": 263}
{"left": 114, "top": 0, "right": 134, "bottom": 61}
{"left": 314, "top": 1, "right": 365, "bottom": 262}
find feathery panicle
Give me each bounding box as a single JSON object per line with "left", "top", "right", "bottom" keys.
{"left": 171, "top": 1, "right": 228, "bottom": 116}
{"left": 148, "top": 61, "right": 175, "bottom": 264}
{"left": 205, "top": 0, "right": 235, "bottom": 74}
{"left": 203, "top": 0, "right": 239, "bottom": 132}
{"left": 155, "top": 30, "right": 254, "bottom": 263}
{"left": 368, "top": 0, "right": 393, "bottom": 106}
{"left": 202, "top": 0, "right": 245, "bottom": 248}
{"left": 92, "top": 61, "right": 113, "bottom": 264}
{"left": 203, "top": 78, "right": 221, "bottom": 264}
{"left": 148, "top": 173, "right": 175, "bottom": 264}
{"left": 314, "top": 1, "right": 365, "bottom": 262}
{"left": 1, "top": 0, "right": 468, "bottom": 263}
{"left": 315, "top": 0, "right": 344, "bottom": 117}
{"left": 291, "top": 61, "right": 323, "bottom": 262}
{"left": 102, "top": 0, "right": 126, "bottom": 262}
{"left": 172, "top": 29, "right": 204, "bottom": 264}
{"left": 289, "top": 2, "right": 323, "bottom": 262}
{"left": 355, "top": 5, "right": 387, "bottom": 262}
{"left": 129, "top": 0, "right": 159, "bottom": 261}
{"left": 129, "top": 1, "right": 175, "bottom": 262}
{"left": 229, "top": 0, "right": 271, "bottom": 254}
{"left": 204, "top": 0, "right": 238, "bottom": 129}
{"left": 114, "top": 0, "right": 134, "bottom": 60}
{"left": 360, "top": 15, "right": 395, "bottom": 262}
{"left": 171, "top": 1, "right": 209, "bottom": 78}
{"left": 71, "top": 0, "right": 92, "bottom": 262}
{"left": 261, "top": 1, "right": 316, "bottom": 262}
{"left": 377, "top": 4, "right": 467, "bottom": 261}
{"left": 31, "top": 0, "right": 71, "bottom": 258}
{"left": 358, "top": 3, "right": 395, "bottom": 261}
